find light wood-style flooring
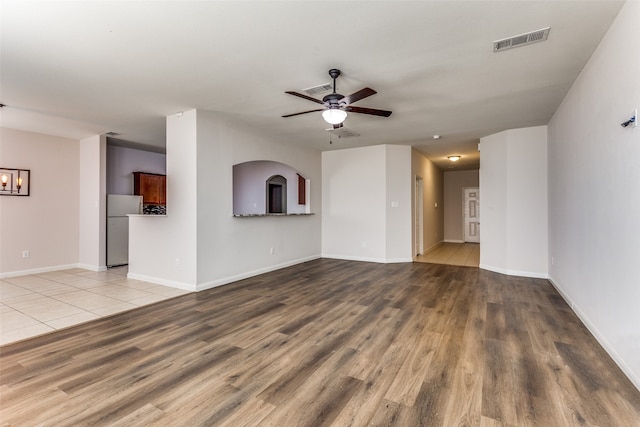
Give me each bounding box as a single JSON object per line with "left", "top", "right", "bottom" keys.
{"left": 1, "top": 259, "right": 639, "bottom": 426}
{"left": 415, "top": 242, "right": 480, "bottom": 267}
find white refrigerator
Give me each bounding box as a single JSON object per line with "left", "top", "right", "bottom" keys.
{"left": 107, "top": 194, "right": 143, "bottom": 267}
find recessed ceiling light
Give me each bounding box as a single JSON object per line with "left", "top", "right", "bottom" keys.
{"left": 433, "top": 135, "right": 441, "bottom": 140}
{"left": 448, "top": 155, "right": 461, "bottom": 162}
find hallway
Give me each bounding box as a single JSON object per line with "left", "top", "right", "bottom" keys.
{"left": 415, "top": 242, "right": 479, "bottom": 267}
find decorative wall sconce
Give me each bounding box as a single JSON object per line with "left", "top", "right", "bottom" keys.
{"left": 0, "top": 168, "right": 30, "bottom": 196}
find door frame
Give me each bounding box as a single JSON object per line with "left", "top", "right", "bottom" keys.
{"left": 415, "top": 176, "right": 424, "bottom": 255}
{"left": 266, "top": 175, "right": 287, "bottom": 214}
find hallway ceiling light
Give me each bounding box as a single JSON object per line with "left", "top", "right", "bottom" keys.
{"left": 448, "top": 155, "right": 461, "bottom": 162}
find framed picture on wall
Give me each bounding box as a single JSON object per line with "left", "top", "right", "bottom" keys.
{"left": 0, "top": 168, "right": 30, "bottom": 196}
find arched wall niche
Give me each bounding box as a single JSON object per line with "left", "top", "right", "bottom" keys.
{"left": 233, "top": 160, "right": 310, "bottom": 216}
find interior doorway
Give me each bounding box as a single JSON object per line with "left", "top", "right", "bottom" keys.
{"left": 463, "top": 187, "right": 480, "bottom": 243}
{"left": 415, "top": 176, "right": 424, "bottom": 255}
{"left": 266, "top": 175, "right": 287, "bottom": 214}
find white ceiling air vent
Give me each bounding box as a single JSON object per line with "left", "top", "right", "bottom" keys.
{"left": 327, "top": 127, "right": 360, "bottom": 138}
{"left": 303, "top": 82, "right": 333, "bottom": 96}
{"left": 493, "top": 27, "right": 550, "bottom": 52}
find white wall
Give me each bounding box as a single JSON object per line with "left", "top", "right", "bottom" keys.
{"left": 0, "top": 128, "right": 80, "bottom": 276}
{"left": 106, "top": 144, "right": 166, "bottom": 195}
{"left": 129, "top": 109, "right": 321, "bottom": 290}
{"left": 129, "top": 110, "right": 199, "bottom": 288}
{"left": 322, "top": 144, "right": 413, "bottom": 263}
{"left": 78, "top": 135, "right": 107, "bottom": 271}
{"left": 479, "top": 126, "right": 548, "bottom": 278}
{"left": 506, "top": 126, "right": 548, "bottom": 275}
{"left": 322, "top": 145, "right": 387, "bottom": 262}
{"left": 444, "top": 169, "right": 479, "bottom": 242}
{"left": 548, "top": 1, "right": 640, "bottom": 390}
{"left": 385, "top": 145, "right": 413, "bottom": 262}
{"left": 479, "top": 131, "right": 507, "bottom": 270}
{"left": 196, "top": 110, "right": 321, "bottom": 287}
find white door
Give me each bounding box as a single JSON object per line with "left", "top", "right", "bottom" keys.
{"left": 463, "top": 187, "right": 480, "bottom": 243}
{"left": 415, "top": 177, "right": 424, "bottom": 255}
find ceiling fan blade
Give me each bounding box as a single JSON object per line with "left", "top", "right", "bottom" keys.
{"left": 282, "top": 108, "right": 324, "bottom": 118}
{"left": 342, "top": 87, "right": 377, "bottom": 105}
{"left": 345, "top": 106, "right": 392, "bottom": 117}
{"left": 285, "top": 91, "right": 326, "bottom": 106}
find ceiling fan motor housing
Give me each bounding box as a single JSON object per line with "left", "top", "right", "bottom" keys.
{"left": 323, "top": 92, "right": 345, "bottom": 108}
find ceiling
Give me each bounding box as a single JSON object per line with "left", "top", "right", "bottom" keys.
{"left": 0, "top": 1, "right": 624, "bottom": 171}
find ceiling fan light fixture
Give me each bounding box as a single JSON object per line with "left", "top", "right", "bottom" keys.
{"left": 322, "top": 108, "right": 347, "bottom": 125}
{"left": 448, "top": 155, "right": 461, "bottom": 162}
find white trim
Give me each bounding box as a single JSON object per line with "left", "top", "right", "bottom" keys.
{"left": 415, "top": 175, "right": 424, "bottom": 256}
{"left": 127, "top": 255, "right": 322, "bottom": 292}
{"left": 479, "top": 263, "right": 548, "bottom": 279}
{"left": 321, "top": 254, "right": 412, "bottom": 264}
{"left": 322, "top": 254, "right": 386, "bottom": 263}
{"left": 0, "top": 263, "right": 83, "bottom": 278}
{"left": 444, "top": 239, "right": 465, "bottom": 243}
{"left": 126, "top": 273, "right": 197, "bottom": 292}
{"left": 77, "top": 263, "right": 107, "bottom": 272}
{"left": 385, "top": 257, "right": 413, "bottom": 263}
{"left": 196, "top": 255, "right": 321, "bottom": 291}
{"left": 548, "top": 276, "right": 640, "bottom": 393}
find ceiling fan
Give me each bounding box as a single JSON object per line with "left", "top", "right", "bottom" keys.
{"left": 282, "top": 69, "right": 392, "bottom": 128}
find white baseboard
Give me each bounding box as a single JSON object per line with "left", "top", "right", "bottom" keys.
{"left": 0, "top": 263, "right": 82, "bottom": 279}
{"left": 196, "top": 255, "right": 321, "bottom": 291}
{"left": 77, "top": 263, "right": 107, "bottom": 272}
{"left": 548, "top": 276, "right": 640, "bottom": 393}
{"left": 321, "top": 254, "right": 412, "bottom": 264}
{"left": 444, "top": 239, "right": 465, "bottom": 243}
{"left": 127, "top": 255, "right": 322, "bottom": 293}
{"left": 385, "top": 257, "right": 414, "bottom": 263}
{"left": 126, "top": 272, "right": 197, "bottom": 292}
{"left": 479, "top": 263, "right": 548, "bottom": 279}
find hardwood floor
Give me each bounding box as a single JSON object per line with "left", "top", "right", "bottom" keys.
{"left": 415, "top": 242, "right": 480, "bottom": 267}
{"left": 1, "top": 259, "right": 639, "bottom": 426}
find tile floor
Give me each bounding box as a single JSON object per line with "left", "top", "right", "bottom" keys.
{"left": 414, "top": 242, "right": 480, "bottom": 267}
{"left": 0, "top": 267, "right": 189, "bottom": 346}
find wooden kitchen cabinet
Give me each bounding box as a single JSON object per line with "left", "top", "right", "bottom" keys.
{"left": 133, "top": 172, "right": 166, "bottom": 205}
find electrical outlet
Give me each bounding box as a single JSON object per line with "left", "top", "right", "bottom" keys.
{"left": 270, "top": 247, "right": 275, "bottom": 255}
{"left": 175, "top": 258, "right": 180, "bottom": 267}
{"left": 22, "top": 250, "right": 30, "bottom": 258}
